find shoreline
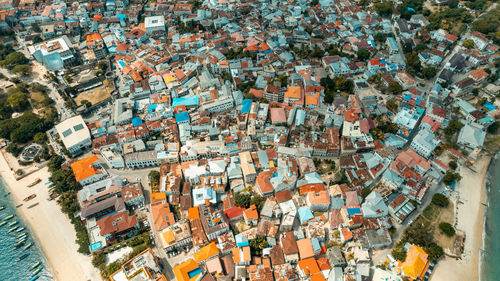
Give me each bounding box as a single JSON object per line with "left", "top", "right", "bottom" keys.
{"left": 431, "top": 155, "right": 491, "bottom": 281}
{"left": 0, "top": 151, "right": 101, "bottom": 281}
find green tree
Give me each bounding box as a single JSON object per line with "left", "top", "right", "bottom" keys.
{"left": 432, "top": 193, "right": 449, "bottom": 207}
{"left": 462, "top": 39, "right": 475, "bottom": 49}
{"left": 34, "top": 132, "right": 48, "bottom": 144}
{"left": 422, "top": 67, "right": 437, "bottom": 79}
{"left": 5, "top": 143, "right": 21, "bottom": 156}
{"left": 0, "top": 52, "right": 29, "bottom": 70}
{"left": 374, "top": 2, "right": 393, "bottom": 17}
{"left": 392, "top": 244, "right": 407, "bottom": 261}
{"left": 374, "top": 32, "right": 386, "bottom": 44}
{"left": 32, "top": 36, "right": 43, "bottom": 44}
{"left": 97, "top": 61, "right": 108, "bottom": 72}
{"left": 250, "top": 194, "right": 266, "bottom": 212}
{"left": 472, "top": 19, "right": 495, "bottom": 34}
{"left": 234, "top": 192, "right": 252, "bottom": 208}
{"left": 448, "top": 161, "right": 458, "bottom": 170}
{"left": 357, "top": 48, "right": 371, "bottom": 61}
{"left": 388, "top": 81, "right": 403, "bottom": 94}
{"left": 443, "top": 171, "right": 461, "bottom": 186}
{"left": 11, "top": 64, "right": 31, "bottom": 76}
{"left": 148, "top": 170, "right": 160, "bottom": 187}
{"left": 31, "top": 23, "right": 41, "bottom": 33}
{"left": 249, "top": 235, "right": 268, "bottom": 255}
{"left": 487, "top": 121, "right": 499, "bottom": 134}
{"left": 386, "top": 98, "right": 398, "bottom": 112}
{"left": 50, "top": 169, "right": 79, "bottom": 193}
{"left": 80, "top": 99, "right": 92, "bottom": 107}
{"left": 444, "top": 119, "right": 463, "bottom": 135}
{"left": 425, "top": 242, "right": 444, "bottom": 260}
{"left": 7, "top": 92, "right": 29, "bottom": 111}
{"left": 439, "top": 222, "right": 456, "bottom": 236}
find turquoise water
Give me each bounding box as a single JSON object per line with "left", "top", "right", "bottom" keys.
{"left": 0, "top": 177, "right": 53, "bottom": 281}
{"left": 481, "top": 153, "right": 500, "bottom": 281}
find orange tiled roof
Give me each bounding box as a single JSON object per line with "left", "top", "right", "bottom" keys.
{"left": 284, "top": 86, "right": 302, "bottom": 99}
{"left": 71, "top": 155, "right": 102, "bottom": 182}
{"left": 399, "top": 245, "right": 429, "bottom": 280}
{"left": 173, "top": 259, "right": 201, "bottom": 281}
{"left": 194, "top": 242, "right": 220, "bottom": 263}
{"left": 152, "top": 203, "right": 175, "bottom": 231}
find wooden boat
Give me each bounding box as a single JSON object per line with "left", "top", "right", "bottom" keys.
{"left": 31, "top": 267, "right": 42, "bottom": 276}
{"left": 9, "top": 220, "right": 18, "bottom": 226}
{"left": 7, "top": 226, "right": 17, "bottom": 233}
{"left": 23, "top": 242, "right": 32, "bottom": 250}
{"left": 30, "top": 262, "right": 42, "bottom": 270}
{"left": 27, "top": 178, "right": 41, "bottom": 187}
{"left": 15, "top": 204, "right": 23, "bottom": 208}
{"left": 16, "top": 227, "right": 25, "bottom": 232}
{"left": 0, "top": 206, "right": 5, "bottom": 211}
{"left": 3, "top": 214, "right": 14, "bottom": 220}
{"left": 29, "top": 275, "right": 39, "bottom": 281}
{"left": 16, "top": 232, "right": 27, "bottom": 239}
{"left": 16, "top": 252, "right": 29, "bottom": 261}
{"left": 0, "top": 221, "right": 7, "bottom": 227}
{"left": 23, "top": 194, "right": 36, "bottom": 201}
{"left": 27, "top": 203, "right": 39, "bottom": 209}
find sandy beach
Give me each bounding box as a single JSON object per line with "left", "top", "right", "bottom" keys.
{"left": 431, "top": 156, "right": 490, "bottom": 281}
{"left": 0, "top": 151, "right": 101, "bottom": 281}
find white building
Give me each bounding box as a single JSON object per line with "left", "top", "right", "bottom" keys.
{"left": 55, "top": 115, "right": 91, "bottom": 156}
{"left": 124, "top": 151, "right": 159, "bottom": 169}
{"left": 200, "top": 96, "right": 234, "bottom": 113}
{"left": 410, "top": 128, "right": 440, "bottom": 158}
{"left": 144, "top": 16, "right": 166, "bottom": 34}
{"left": 101, "top": 146, "right": 125, "bottom": 169}
{"left": 28, "top": 36, "right": 77, "bottom": 70}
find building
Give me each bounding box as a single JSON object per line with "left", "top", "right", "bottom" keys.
{"left": 410, "top": 128, "right": 440, "bottom": 158}
{"left": 159, "top": 220, "right": 193, "bottom": 252}
{"left": 361, "top": 191, "right": 388, "bottom": 218}
{"left": 145, "top": 16, "right": 166, "bottom": 34}
{"left": 28, "top": 36, "right": 77, "bottom": 70}
{"left": 457, "top": 123, "right": 486, "bottom": 150}
{"left": 239, "top": 151, "right": 257, "bottom": 184}
{"left": 121, "top": 183, "right": 145, "bottom": 208}
{"left": 101, "top": 146, "right": 125, "bottom": 169}
{"left": 173, "top": 259, "right": 203, "bottom": 281}
{"left": 199, "top": 204, "right": 230, "bottom": 240}
{"left": 86, "top": 33, "right": 107, "bottom": 60}
{"left": 152, "top": 203, "right": 175, "bottom": 232}
{"left": 398, "top": 245, "right": 430, "bottom": 280}
{"left": 281, "top": 231, "right": 299, "bottom": 263}
{"left": 109, "top": 248, "right": 167, "bottom": 281}
{"left": 71, "top": 155, "right": 108, "bottom": 185}
{"left": 125, "top": 151, "right": 159, "bottom": 169}
{"left": 55, "top": 115, "right": 92, "bottom": 156}
{"left": 97, "top": 211, "right": 138, "bottom": 241}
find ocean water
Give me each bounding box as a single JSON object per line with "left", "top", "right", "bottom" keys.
{"left": 481, "top": 153, "right": 500, "bottom": 281}
{"left": 0, "top": 177, "right": 53, "bottom": 281}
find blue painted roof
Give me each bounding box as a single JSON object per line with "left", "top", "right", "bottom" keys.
{"left": 132, "top": 117, "right": 142, "bottom": 127}
{"left": 241, "top": 99, "right": 252, "bottom": 113}
{"left": 298, "top": 207, "right": 314, "bottom": 223}
{"left": 484, "top": 102, "right": 495, "bottom": 111}
{"left": 175, "top": 112, "right": 190, "bottom": 123}
{"left": 347, "top": 208, "right": 362, "bottom": 215}
{"left": 172, "top": 96, "right": 200, "bottom": 108}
